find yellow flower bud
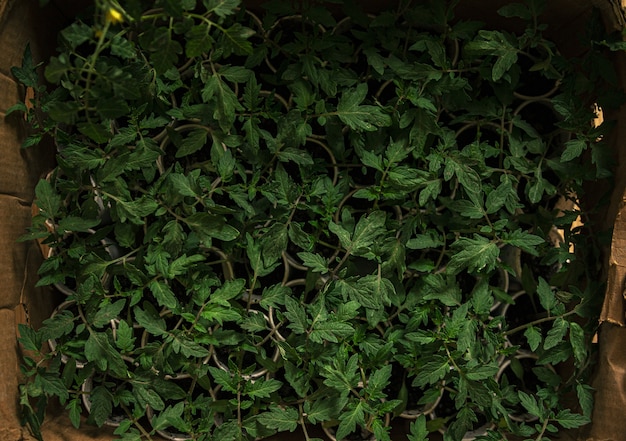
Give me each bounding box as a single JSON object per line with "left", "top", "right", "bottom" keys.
{"left": 105, "top": 7, "right": 124, "bottom": 24}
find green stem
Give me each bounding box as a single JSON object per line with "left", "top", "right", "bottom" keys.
{"left": 503, "top": 308, "right": 579, "bottom": 337}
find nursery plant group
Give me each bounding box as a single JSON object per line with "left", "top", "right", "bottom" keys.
{"left": 10, "top": 0, "right": 623, "bottom": 440}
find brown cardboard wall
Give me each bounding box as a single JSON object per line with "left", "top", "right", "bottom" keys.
{"left": 0, "top": 0, "right": 58, "bottom": 439}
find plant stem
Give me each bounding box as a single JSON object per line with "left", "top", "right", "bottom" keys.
{"left": 503, "top": 308, "right": 579, "bottom": 336}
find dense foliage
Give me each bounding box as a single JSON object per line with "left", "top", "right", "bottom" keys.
{"left": 11, "top": 0, "right": 622, "bottom": 440}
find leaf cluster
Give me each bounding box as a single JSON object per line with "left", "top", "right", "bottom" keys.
{"left": 12, "top": 0, "right": 620, "bottom": 440}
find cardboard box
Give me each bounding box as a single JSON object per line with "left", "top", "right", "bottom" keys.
{"left": 1, "top": 1, "right": 626, "bottom": 440}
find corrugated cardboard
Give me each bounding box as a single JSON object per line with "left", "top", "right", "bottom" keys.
{"left": 2, "top": 1, "right": 626, "bottom": 440}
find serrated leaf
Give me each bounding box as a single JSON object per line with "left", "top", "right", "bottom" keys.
{"left": 544, "top": 317, "right": 569, "bottom": 350}
{"left": 309, "top": 320, "right": 354, "bottom": 344}
{"left": 466, "top": 364, "right": 499, "bottom": 381}
{"left": 18, "top": 324, "right": 43, "bottom": 352}
{"left": 447, "top": 235, "right": 499, "bottom": 275}
{"left": 518, "top": 390, "right": 543, "bottom": 418}
{"left": 258, "top": 405, "right": 299, "bottom": 432}
{"left": 185, "top": 25, "right": 214, "bottom": 58}
{"left": 537, "top": 277, "right": 557, "bottom": 312}
{"left": 561, "top": 138, "right": 587, "bottom": 162}
{"left": 151, "top": 402, "right": 187, "bottom": 432}
{"left": 336, "top": 83, "right": 391, "bottom": 131}
{"left": 41, "top": 310, "right": 75, "bottom": 341}
{"left": 92, "top": 299, "right": 126, "bottom": 328}
{"left": 245, "top": 378, "right": 283, "bottom": 398}
{"left": 413, "top": 355, "right": 449, "bottom": 387}
{"left": 555, "top": 409, "right": 590, "bottom": 429}
{"left": 35, "top": 179, "right": 62, "bottom": 218}
{"left": 498, "top": 3, "right": 532, "bottom": 19}
{"left": 367, "top": 364, "right": 392, "bottom": 394}
{"left": 169, "top": 173, "right": 199, "bottom": 197}
{"left": 336, "top": 401, "right": 366, "bottom": 441}
{"left": 88, "top": 385, "right": 114, "bottom": 427}
{"left": 576, "top": 383, "right": 594, "bottom": 418}
{"left": 134, "top": 306, "right": 167, "bottom": 336}
{"left": 149, "top": 280, "right": 178, "bottom": 310}
{"left": 502, "top": 229, "right": 544, "bottom": 256}
{"left": 569, "top": 321, "right": 587, "bottom": 365}
{"left": 297, "top": 252, "right": 328, "bottom": 274}
{"left": 177, "top": 129, "right": 209, "bottom": 158}
{"left": 85, "top": 332, "right": 127, "bottom": 375}
{"left": 11, "top": 44, "right": 41, "bottom": 87}
{"left": 284, "top": 296, "right": 308, "bottom": 334}
{"left": 170, "top": 333, "right": 210, "bottom": 358}
{"left": 406, "top": 233, "right": 443, "bottom": 250}
{"left": 524, "top": 326, "right": 542, "bottom": 352}
{"left": 407, "top": 414, "right": 429, "bottom": 441}
{"left": 351, "top": 210, "right": 387, "bottom": 251}
{"left": 114, "top": 320, "right": 135, "bottom": 352}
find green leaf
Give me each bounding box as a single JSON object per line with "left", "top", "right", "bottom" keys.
{"left": 261, "top": 223, "right": 288, "bottom": 267}
{"left": 498, "top": 3, "right": 532, "bottom": 19}
{"left": 85, "top": 332, "right": 127, "bottom": 375}
{"left": 284, "top": 297, "right": 308, "bottom": 334}
{"left": 186, "top": 25, "right": 214, "bottom": 58}
{"left": 518, "top": 391, "right": 543, "bottom": 418}
{"left": 35, "top": 179, "right": 62, "bottom": 218}
{"left": 151, "top": 402, "right": 187, "bottom": 432}
{"left": 524, "top": 326, "right": 542, "bottom": 352}
{"left": 177, "top": 129, "right": 209, "bottom": 158}
{"left": 41, "top": 310, "right": 75, "bottom": 341}
{"left": 202, "top": 75, "right": 243, "bottom": 131}
{"left": 57, "top": 216, "right": 100, "bottom": 233}
{"left": 406, "top": 232, "right": 443, "bottom": 250}
{"left": 297, "top": 252, "right": 328, "bottom": 274}
{"left": 447, "top": 235, "right": 499, "bottom": 275}
{"left": 536, "top": 277, "right": 557, "bottom": 312}
{"left": 114, "top": 320, "right": 135, "bottom": 352}
{"left": 309, "top": 320, "right": 355, "bottom": 344}
{"left": 88, "top": 385, "right": 113, "bottom": 427}
{"left": 544, "top": 317, "right": 569, "bottom": 350}
{"left": 407, "top": 414, "right": 429, "bottom": 441}
{"left": 96, "top": 96, "right": 130, "bottom": 119}
{"left": 329, "top": 221, "right": 352, "bottom": 250}
{"left": 336, "top": 401, "right": 366, "bottom": 441}
{"left": 561, "top": 138, "right": 587, "bottom": 162}
{"left": 413, "top": 355, "right": 449, "bottom": 387}
{"left": 351, "top": 210, "right": 387, "bottom": 252}
{"left": 258, "top": 405, "right": 299, "bottom": 432}
{"left": 501, "top": 230, "right": 544, "bottom": 256}
{"left": 554, "top": 409, "right": 590, "bottom": 429}
{"left": 367, "top": 364, "right": 392, "bottom": 394}
{"left": 245, "top": 378, "right": 283, "bottom": 398}
{"left": 336, "top": 83, "right": 391, "bottom": 131}
{"left": 133, "top": 383, "right": 165, "bottom": 411}
{"left": 18, "top": 324, "right": 43, "bottom": 352}
{"left": 67, "top": 398, "right": 82, "bottom": 429}
{"left": 170, "top": 333, "right": 210, "bottom": 358}
{"left": 92, "top": 299, "right": 126, "bottom": 328}
{"left": 134, "top": 305, "right": 167, "bottom": 336}
{"left": 208, "top": 366, "right": 237, "bottom": 393}
{"left": 12, "top": 44, "right": 41, "bottom": 87}
{"left": 142, "top": 27, "right": 183, "bottom": 73}
{"left": 169, "top": 172, "right": 200, "bottom": 197}
{"left": 569, "top": 322, "right": 587, "bottom": 365}
{"left": 149, "top": 280, "right": 178, "bottom": 310}
{"left": 211, "top": 279, "right": 246, "bottom": 305}
{"left": 466, "top": 364, "right": 499, "bottom": 381}
{"left": 576, "top": 383, "right": 594, "bottom": 418}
